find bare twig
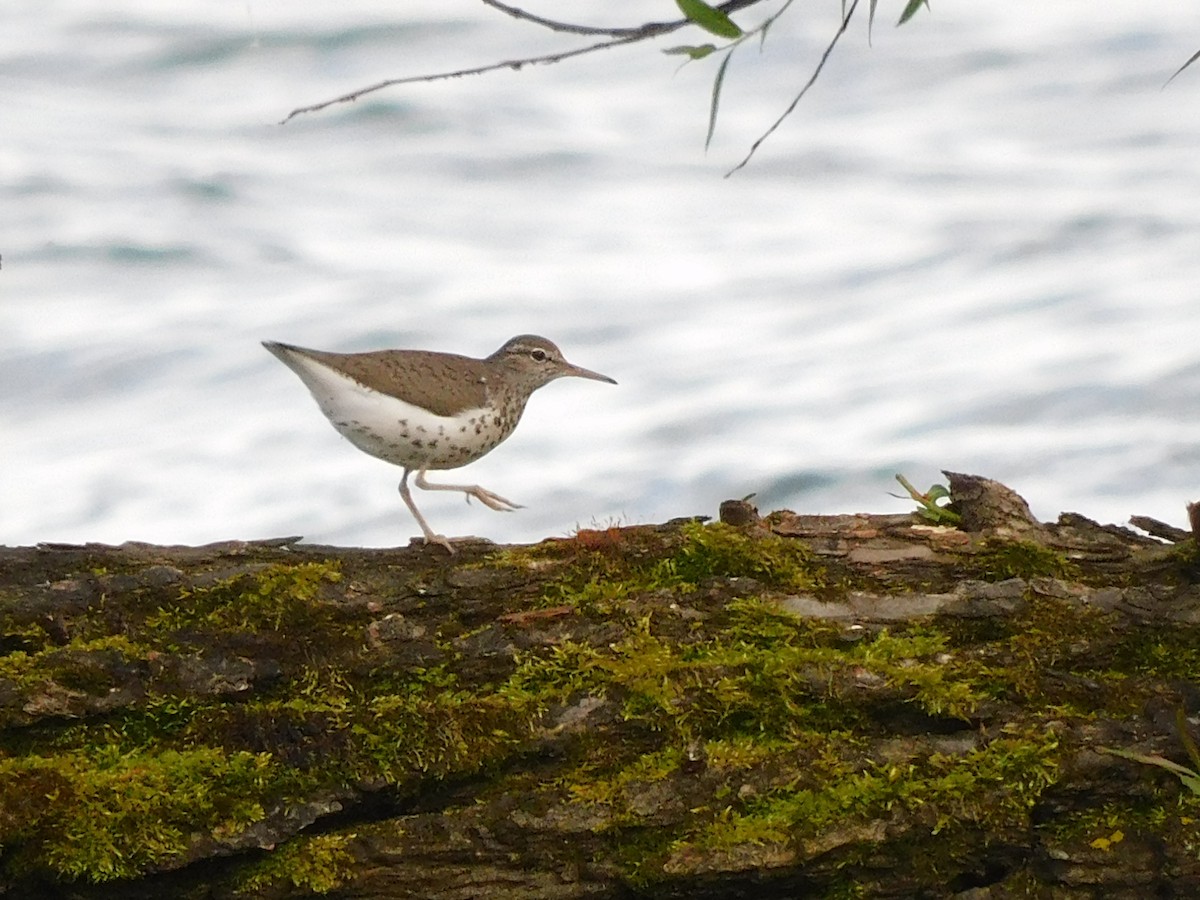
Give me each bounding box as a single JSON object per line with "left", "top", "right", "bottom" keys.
{"left": 481, "top": 0, "right": 768, "bottom": 38}
{"left": 479, "top": 0, "right": 661, "bottom": 37}
{"left": 281, "top": 33, "right": 646, "bottom": 123}
{"left": 725, "top": 0, "right": 860, "bottom": 176}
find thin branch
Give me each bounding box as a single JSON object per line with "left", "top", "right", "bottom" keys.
{"left": 281, "top": 0, "right": 782, "bottom": 123}
{"left": 281, "top": 32, "right": 649, "bottom": 123}
{"left": 480, "top": 0, "right": 769, "bottom": 38}
{"left": 726, "top": 0, "right": 860, "bottom": 176}
{"left": 479, "top": 0, "right": 655, "bottom": 37}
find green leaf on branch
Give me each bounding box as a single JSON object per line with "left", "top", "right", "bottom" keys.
{"left": 898, "top": 0, "right": 929, "bottom": 26}
{"left": 705, "top": 50, "right": 735, "bottom": 150}
{"left": 676, "top": 0, "right": 743, "bottom": 40}
{"left": 892, "top": 474, "right": 961, "bottom": 525}
{"left": 663, "top": 44, "right": 720, "bottom": 60}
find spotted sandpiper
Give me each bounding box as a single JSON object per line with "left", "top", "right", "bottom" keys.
{"left": 263, "top": 335, "right": 616, "bottom": 552}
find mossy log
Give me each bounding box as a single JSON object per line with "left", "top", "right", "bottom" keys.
{"left": 1, "top": 473, "right": 1199, "bottom": 899}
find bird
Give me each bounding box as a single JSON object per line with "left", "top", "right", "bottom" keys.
{"left": 263, "top": 334, "right": 616, "bottom": 552}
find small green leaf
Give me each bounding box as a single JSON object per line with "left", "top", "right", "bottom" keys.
{"left": 893, "top": 474, "right": 961, "bottom": 525}
{"left": 676, "top": 0, "right": 743, "bottom": 40}
{"left": 924, "top": 484, "right": 951, "bottom": 502}
{"left": 898, "top": 0, "right": 930, "bottom": 26}
{"left": 663, "top": 44, "right": 719, "bottom": 60}
{"left": 705, "top": 49, "right": 735, "bottom": 150}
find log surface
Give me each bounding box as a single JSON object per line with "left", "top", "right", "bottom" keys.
{"left": 1, "top": 474, "right": 1199, "bottom": 899}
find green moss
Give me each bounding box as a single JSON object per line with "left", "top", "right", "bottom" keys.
{"left": 106, "top": 694, "right": 202, "bottom": 746}
{"left": 0, "top": 655, "right": 538, "bottom": 884}
{"left": 0, "top": 635, "right": 146, "bottom": 689}
{"left": 721, "top": 595, "right": 844, "bottom": 648}
{"left": 493, "top": 586, "right": 1112, "bottom": 886}
{"left": 1165, "top": 540, "right": 1200, "bottom": 581}
{"left": 0, "top": 620, "right": 52, "bottom": 656}
{"left": 349, "top": 685, "right": 530, "bottom": 782}
{"left": 0, "top": 746, "right": 275, "bottom": 882}
{"left": 1048, "top": 794, "right": 1200, "bottom": 857}
{"left": 560, "top": 746, "right": 684, "bottom": 813}
{"left": 598, "top": 725, "right": 1060, "bottom": 887}
{"left": 156, "top": 661, "right": 538, "bottom": 788}
{"left": 8, "top": 527, "right": 1196, "bottom": 891}
{"left": 678, "top": 726, "right": 1060, "bottom": 854}
{"left": 969, "top": 539, "right": 1079, "bottom": 582}
{"left": 936, "top": 595, "right": 1200, "bottom": 715}
{"left": 235, "top": 831, "right": 357, "bottom": 895}
{"left": 1107, "top": 626, "right": 1200, "bottom": 682}
{"left": 705, "top": 735, "right": 796, "bottom": 771}
{"left": 0, "top": 611, "right": 545, "bottom": 885}
{"left": 497, "top": 521, "right": 833, "bottom": 614}
{"left": 661, "top": 521, "right": 825, "bottom": 592}
{"left": 505, "top": 597, "right": 982, "bottom": 745}
{"left": 145, "top": 561, "right": 345, "bottom": 636}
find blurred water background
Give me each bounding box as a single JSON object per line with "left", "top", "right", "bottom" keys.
{"left": 3, "top": 1, "right": 1199, "bottom": 547}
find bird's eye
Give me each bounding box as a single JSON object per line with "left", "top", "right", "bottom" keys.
{"left": 530, "top": 349, "right": 548, "bottom": 362}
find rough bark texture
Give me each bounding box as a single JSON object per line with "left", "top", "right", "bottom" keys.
{"left": 1, "top": 473, "right": 1199, "bottom": 899}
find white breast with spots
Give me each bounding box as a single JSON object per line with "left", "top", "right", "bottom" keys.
{"left": 281, "top": 352, "right": 502, "bottom": 470}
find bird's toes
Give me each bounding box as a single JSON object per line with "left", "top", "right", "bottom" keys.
{"left": 469, "top": 487, "right": 520, "bottom": 512}
{"left": 422, "top": 534, "right": 456, "bottom": 554}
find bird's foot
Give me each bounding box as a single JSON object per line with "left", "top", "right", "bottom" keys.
{"left": 413, "top": 471, "right": 522, "bottom": 512}
{"left": 411, "top": 534, "right": 497, "bottom": 554}
{"left": 464, "top": 486, "right": 522, "bottom": 511}
{"left": 420, "top": 533, "right": 456, "bottom": 554}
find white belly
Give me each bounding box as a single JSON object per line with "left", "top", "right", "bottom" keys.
{"left": 281, "top": 351, "right": 509, "bottom": 470}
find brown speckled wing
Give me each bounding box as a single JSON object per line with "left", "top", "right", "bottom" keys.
{"left": 282, "top": 345, "right": 492, "bottom": 418}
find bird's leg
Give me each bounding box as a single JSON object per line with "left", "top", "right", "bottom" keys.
{"left": 399, "top": 469, "right": 455, "bottom": 553}
{"left": 414, "top": 468, "right": 523, "bottom": 512}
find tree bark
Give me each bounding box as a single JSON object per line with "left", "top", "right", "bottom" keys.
{"left": 1, "top": 474, "right": 1198, "bottom": 898}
